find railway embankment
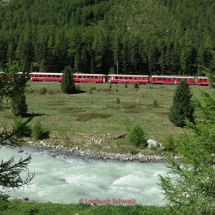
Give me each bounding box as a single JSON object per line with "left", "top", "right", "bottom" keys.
{"left": 24, "top": 140, "right": 180, "bottom": 163}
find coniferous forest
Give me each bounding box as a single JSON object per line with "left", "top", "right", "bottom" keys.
{"left": 0, "top": 0, "right": 215, "bottom": 75}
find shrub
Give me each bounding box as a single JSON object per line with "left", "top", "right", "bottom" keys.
{"left": 162, "top": 134, "right": 175, "bottom": 151}
{"left": 153, "top": 99, "right": 158, "bottom": 107}
{"left": 134, "top": 83, "right": 139, "bottom": 89}
{"left": 39, "top": 87, "right": 47, "bottom": 95}
{"left": 127, "top": 124, "right": 147, "bottom": 148}
{"left": 32, "top": 121, "right": 49, "bottom": 140}
{"left": 89, "top": 87, "right": 93, "bottom": 94}
{"left": 12, "top": 118, "right": 31, "bottom": 138}
{"left": 116, "top": 97, "right": 120, "bottom": 104}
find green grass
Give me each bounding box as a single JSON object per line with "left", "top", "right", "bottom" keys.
{"left": 0, "top": 82, "right": 213, "bottom": 153}
{"left": 0, "top": 201, "right": 168, "bottom": 215}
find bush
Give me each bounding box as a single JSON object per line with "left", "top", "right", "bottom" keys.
{"left": 127, "top": 124, "right": 147, "bottom": 148}
{"left": 134, "top": 83, "right": 139, "bottom": 89}
{"left": 31, "top": 121, "right": 49, "bottom": 140}
{"left": 12, "top": 118, "right": 31, "bottom": 138}
{"left": 153, "top": 99, "right": 158, "bottom": 107}
{"left": 39, "top": 87, "right": 47, "bottom": 95}
{"left": 162, "top": 134, "right": 175, "bottom": 151}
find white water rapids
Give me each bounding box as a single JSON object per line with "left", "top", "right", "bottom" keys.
{"left": 0, "top": 146, "right": 168, "bottom": 205}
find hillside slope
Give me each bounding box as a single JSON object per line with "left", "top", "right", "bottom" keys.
{"left": 0, "top": 0, "right": 214, "bottom": 75}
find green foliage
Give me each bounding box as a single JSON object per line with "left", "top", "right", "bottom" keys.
{"left": 169, "top": 80, "right": 195, "bottom": 127}
{"left": 10, "top": 93, "right": 28, "bottom": 116}
{"left": 134, "top": 83, "right": 139, "bottom": 89}
{"left": 61, "top": 67, "right": 76, "bottom": 94}
{"left": 116, "top": 97, "right": 120, "bottom": 104}
{"left": 0, "top": 59, "right": 34, "bottom": 210}
{"left": 162, "top": 134, "right": 174, "bottom": 151}
{"left": 32, "top": 121, "right": 49, "bottom": 140}
{"left": 153, "top": 99, "right": 158, "bottom": 107}
{"left": 39, "top": 87, "right": 47, "bottom": 95}
{"left": 12, "top": 118, "right": 31, "bottom": 138}
{"left": 125, "top": 84, "right": 128, "bottom": 88}
{"left": 0, "top": 200, "right": 168, "bottom": 215}
{"left": 160, "top": 90, "right": 215, "bottom": 214}
{"left": 127, "top": 124, "right": 147, "bottom": 148}
{"left": 109, "top": 67, "right": 115, "bottom": 74}
{"left": 89, "top": 86, "right": 94, "bottom": 94}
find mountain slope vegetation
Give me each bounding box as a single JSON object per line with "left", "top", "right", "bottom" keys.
{"left": 0, "top": 0, "right": 214, "bottom": 75}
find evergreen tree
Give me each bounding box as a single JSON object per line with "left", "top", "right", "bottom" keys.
{"left": 61, "top": 66, "right": 76, "bottom": 94}
{"left": 160, "top": 91, "right": 215, "bottom": 214}
{"left": 169, "top": 80, "right": 195, "bottom": 127}
{"left": 0, "top": 60, "right": 34, "bottom": 210}
{"left": 1, "top": 60, "right": 28, "bottom": 112}
{"left": 10, "top": 93, "right": 28, "bottom": 116}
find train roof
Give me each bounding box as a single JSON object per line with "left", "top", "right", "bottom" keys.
{"left": 151, "top": 75, "right": 194, "bottom": 78}
{"left": 74, "top": 73, "right": 106, "bottom": 76}
{"left": 108, "top": 74, "right": 149, "bottom": 77}
{"left": 30, "top": 72, "right": 63, "bottom": 75}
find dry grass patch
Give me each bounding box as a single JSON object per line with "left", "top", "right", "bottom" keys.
{"left": 47, "top": 100, "right": 67, "bottom": 106}
{"left": 58, "top": 106, "right": 85, "bottom": 113}
{"left": 121, "top": 102, "right": 144, "bottom": 113}
{"left": 75, "top": 112, "right": 112, "bottom": 121}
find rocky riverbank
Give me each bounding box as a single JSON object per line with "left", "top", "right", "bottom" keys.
{"left": 24, "top": 140, "right": 180, "bottom": 163}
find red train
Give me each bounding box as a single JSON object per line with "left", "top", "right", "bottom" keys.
{"left": 29, "top": 72, "right": 210, "bottom": 85}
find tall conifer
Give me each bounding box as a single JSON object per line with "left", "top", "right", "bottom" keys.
{"left": 61, "top": 66, "right": 76, "bottom": 94}
{"left": 169, "top": 80, "right": 195, "bottom": 127}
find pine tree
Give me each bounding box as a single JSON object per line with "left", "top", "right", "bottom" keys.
{"left": 10, "top": 93, "right": 28, "bottom": 116}
{"left": 61, "top": 66, "right": 76, "bottom": 94}
{"left": 0, "top": 60, "right": 34, "bottom": 210}
{"left": 169, "top": 80, "right": 195, "bottom": 127}
{"left": 160, "top": 91, "right": 215, "bottom": 214}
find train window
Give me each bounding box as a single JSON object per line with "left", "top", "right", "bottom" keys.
{"left": 83, "top": 76, "right": 86, "bottom": 78}
{"left": 48, "top": 75, "right": 51, "bottom": 77}
{"left": 78, "top": 76, "right": 81, "bottom": 78}
{"left": 95, "top": 76, "right": 98, "bottom": 79}
{"left": 57, "top": 75, "right": 60, "bottom": 78}
{"left": 120, "top": 77, "right": 122, "bottom": 79}
{"left": 115, "top": 77, "right": 118, "bottom": 79}
{"left": 158, "top": 78, "right": 162, "bottom": 80}
{"left": 39, "top": 75, "right": 42, "bottom": 77}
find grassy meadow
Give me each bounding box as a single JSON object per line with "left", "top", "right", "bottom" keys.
{"left": 0, "top": 200, "right": 168, "bottom": 215}
{"left": 1, "top": 81, "right": 213, "bottom": 154}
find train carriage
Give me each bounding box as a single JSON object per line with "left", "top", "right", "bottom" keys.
{"left": 30, "top": 72, "right": 62, "bottom": 82}
{"left": 197, "top": 77, "right": 210, "bottom": 85}
{"left": 151, "top": 75, "right": 195, "bottom": 85}
{"left": 108, "top": 74, "right": 150, "bottom": 84}
{"left": 73, "top": 74, "right": 106, "bottom": 83}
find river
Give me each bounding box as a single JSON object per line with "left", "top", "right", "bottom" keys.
{"left": 0, "top": 146, "right": 168, "bottom": 205}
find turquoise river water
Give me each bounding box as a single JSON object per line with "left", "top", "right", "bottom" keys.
{"left": 0, "top": 146, "right": 168, "bottom": 205}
